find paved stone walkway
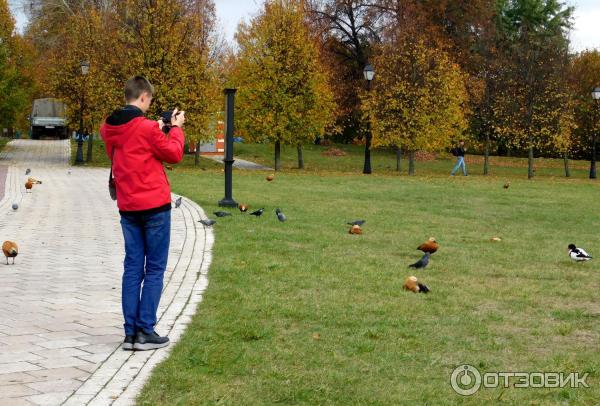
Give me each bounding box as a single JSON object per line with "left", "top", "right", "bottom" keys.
{"left": 205, "top": 155, "right": 273, "bottom": 170}
{"left": 0, "top": 140, "right": 214, "bottom": 405}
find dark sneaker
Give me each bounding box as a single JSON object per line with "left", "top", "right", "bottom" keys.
{"left": 133, "top": 330, "right": 170, "bottom": 351}
{"left": 122, "top": 335, "right": 135, "bottom": 351}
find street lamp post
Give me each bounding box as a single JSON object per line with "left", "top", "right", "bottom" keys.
{"left": 363, "top": 64, "right": 375, "bottom": 175}
{"left": 218, "top": 88, "right": 239, "bottom": 208}
{"left": 590, "top": 87, "right": 600, "bottom": 179}
{"left": 75, "top": 60, "right": 89, "bottom": 165}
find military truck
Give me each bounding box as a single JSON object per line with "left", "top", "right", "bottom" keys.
{"left": 30, "top": 98, "right": 68, "bottom": 139}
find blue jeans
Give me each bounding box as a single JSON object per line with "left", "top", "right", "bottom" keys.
{"left": 451, "top": 156, "right": 467, "bottom": 176}
{"left": 120, "top": 209, "right": 171, "bottom": 336}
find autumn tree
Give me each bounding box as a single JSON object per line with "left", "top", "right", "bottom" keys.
{"left": 0, "top": 0, "right": 35, "bottom": 133}
{"left": 570, "top": 50, "right": 600, "bottom": 176}
{"left": 27, "top": 0, "right": 220, "bottom": 163}
{"left": 362, "top": 36, "right": 469, "bottom": 175}
{"left": 307, "top": 0, "right": 381, "bottom": 145}
{"left": 233, "top": 0, "right": 335, "bottom": 170}
{"left": 116, "top": 0, "right": 219, "bottom": 145}
{"left": 493, "top": 0, "right": 574, "bottom": 179}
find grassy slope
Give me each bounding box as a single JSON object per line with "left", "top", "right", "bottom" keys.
{"left": 135, "top": 158, "right": 599, "bottom": 404}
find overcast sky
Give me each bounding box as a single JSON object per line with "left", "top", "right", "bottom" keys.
{"left": 8, "top": 0, "right": 600, "bottom": 52}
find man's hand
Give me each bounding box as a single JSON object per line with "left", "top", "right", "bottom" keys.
{"left": 171, "top": 108, "right": 186, "bottom": 127}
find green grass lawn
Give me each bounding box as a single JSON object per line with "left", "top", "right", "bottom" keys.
{"left": 133, "top": 157, "right": 599, "bottom": 404}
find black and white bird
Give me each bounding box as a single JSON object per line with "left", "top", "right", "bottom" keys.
{"left": 275, "top": 208, "right": 286, "bottom": 222}
{"left": 568, "top": 244, "right": 592, "bottom": 262}
{"left": 174, "top": 197, "right": 183, "bottom": 208}
{"left": 250, "top": 208, "right": 265, "bottom": 217}
{"left": 214, "top": 211, "right": 232, "bottom": 217}
{"left": 25, "top": 168, "right": 31, "bottom": 175}
{"left": 347, "top": 220, "right": 366, "bottom": 226}
{"left": 199, "top": 219, "right": 216, "bottom": 227}
{"left": 408, "top": 253, "right": 430, "bottom": 269}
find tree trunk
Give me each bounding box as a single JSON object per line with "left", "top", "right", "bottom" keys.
{"left": 86, "top": 133, "right": 93, "bottom": 162}
{"left": 408, "top": 150, "right": 415, "bottom": 176}
{"left": 590, "top": 133, "right": 597, "bottom": 179}
{"left": 396, "top": 146, "right": 402, "bottom": 172}
{"left": 275, "top": 140, "right": 281, "bottom": 171}
{"left": 297, "top": 144, "right": 304, "bottom": 169}
{"left": 528, "top": 141, "right": 534, "bottom": 179}
{"left": 194, "top": 142, "right": 201, "bottom": 166}
{"left": 564, "top": 153, "right": 570, "bottom": 178}
{"left": 483, "top": 133, "right": 490, "bottom": 176}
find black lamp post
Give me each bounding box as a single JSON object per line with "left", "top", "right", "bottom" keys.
{"left": 590, "top": 87, "right": 600, "bottom": 179}
{"left": 219, "top": 88, "right": 239, "bottom": 208}
{"left": 75, "top": 60, "right": 89, "bottom": 165}
{"left": 363, "top": 64, "right": 375, "bottom": 174}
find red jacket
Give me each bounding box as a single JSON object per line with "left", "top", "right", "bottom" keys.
{"left": 100, "top": 107, "right": 184, "bottom": 212}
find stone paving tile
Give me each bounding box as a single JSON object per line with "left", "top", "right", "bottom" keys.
{"left": 26, "top": 379, "right": 82, "bottom": 394}
{"left": 0, "top": 383, "right": 40, "bottom": 397}
{"left": 36, "top": 339, "right": 90, "bottom": 350}
{"left": 0, "top": 397, "right": 35, "bottom": 405}
{"left": 0, "top": 372, "right": 42, "bottom": 385}
{"left": 27, "top": 367, "right": 89, "bottom": 381}
{"left": 26, "top": 392, "right": 72, "bottom": 406}
{"left": 0, "top": 362, "right": 43, "bottom": 374}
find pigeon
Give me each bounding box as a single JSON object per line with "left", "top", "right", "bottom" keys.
{"left": 239, "top": 204, "right": 249, "bottom": 213}
{"left": 403, "top": 276, "right": 430, "bottom": 293}
{"left": 11, "top": 203, "right": 18, "bottom": 210}
{"left": 347, "top": 220, "right": 366, "bottom": 226}
{"left": 214, "top": 211, "right": 232, "bottom": 217}
{"left": 174, "top": 197, "right": 182, "bottom": 208}
{"left": 417, "top": 237, "right": 439, "bottom": 254}
{"left": 275, "top": 208, "right": 287, "bottom": 222}
{"left": 199, "top": 219, "right": 216, "bottom": 227}
{"left": 409, "top": 253, "right": 430, "bottom": 269}
{"left": 2, "top": 241, "right": 18, "bottom": 265}
{"left": 568, "top": 244, "right": 592, "bottom": 262}
{"left": 250, "top": 208, "right": 265, "bottom": 217}
{"left": 25, "top": 168, "right": 31, "bottom": 175}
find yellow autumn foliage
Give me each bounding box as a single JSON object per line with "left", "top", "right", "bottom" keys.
{"left": 232, "top": 0, "right": 335, "bottom": 146}
{"left": 362, "top": 38, "right": 469, "bottom": 153}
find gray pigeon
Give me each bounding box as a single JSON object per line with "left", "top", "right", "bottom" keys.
{"left": 214, "top": 211, "right": 232, "bottom": 217}
{"left": 11, "top": 203, "right": 18, "bottom": 210}
{"left": 408, "top": 253, "right": 430, "bottom": 269}
{"left": 275, "top": 208, "right": 287, "bottom": 222}
{"left": 25, "top": 168, "right": 31, "bottom": 175}
{"left": 199, "top": 219, "right": 216, "bottom": 227}
{"left": 174, "top": 196, "right": 183, "bottom": 208}
{"left": 347, "top": 220, "right": 365, "bottom": 226}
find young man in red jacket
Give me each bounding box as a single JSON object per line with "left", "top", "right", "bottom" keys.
{"left": 101, "top": 76, "right": 185, "bottom": 351}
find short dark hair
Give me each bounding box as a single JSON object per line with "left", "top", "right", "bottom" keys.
{"left": 124, "top": 76, "right": 154, "bottom": 102}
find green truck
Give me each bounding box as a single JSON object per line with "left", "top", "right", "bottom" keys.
{"left": 30, "top": 98, "right": 68, "bottom": 139}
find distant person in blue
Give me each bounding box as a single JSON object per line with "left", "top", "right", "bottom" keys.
{"left": 450, "top": 140, "right": 468, "bottom": 176}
